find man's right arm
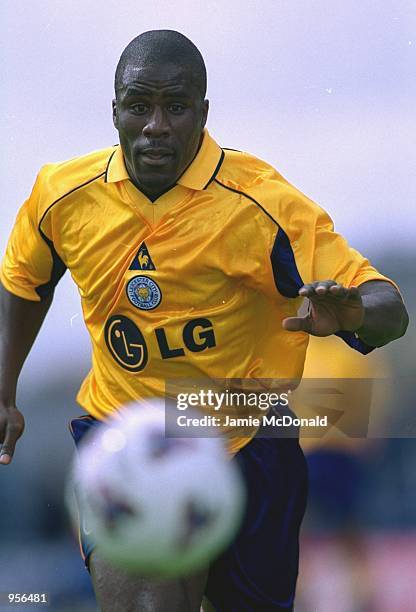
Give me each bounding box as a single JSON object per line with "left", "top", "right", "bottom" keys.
{"left": 0, "top": 283, "right": 53, "bottom": 465}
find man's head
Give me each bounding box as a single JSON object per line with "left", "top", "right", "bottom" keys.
{"left": 113, "top": 30, "right": 209, "bottom": 200}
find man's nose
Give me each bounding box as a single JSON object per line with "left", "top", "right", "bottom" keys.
{"left": 142, "top": 106, "right": 170, "bottom": 138}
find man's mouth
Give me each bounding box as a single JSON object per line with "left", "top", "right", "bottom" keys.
{"left": 139, "top": 148, "right": 174, "bottom": 166}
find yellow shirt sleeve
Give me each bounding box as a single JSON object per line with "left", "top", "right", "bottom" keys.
{"left": 260, "top": 178, "right": 399, "bottom": 297}
{"left": 241, "top": 171, "right": 400, "bottom": 354}
{"left": 292, "top": 201, "right": 397, "bottom": 290}
{"left": 0, "top": 166, "right": 66, "bottom": 301}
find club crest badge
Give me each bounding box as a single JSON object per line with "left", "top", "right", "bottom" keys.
{"left": 126, "top": 275, "right": 162, "bottom": 310}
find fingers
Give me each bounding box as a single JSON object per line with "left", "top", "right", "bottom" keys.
{"left": 0, "top": 409, "right": 25, "bottom": 465}
{"left": 0, "top": 452, "right": 12, "bottom": 465}
{"left": 298, "top": 280, "right": 337, "bottom": 297}
{"left": 328, "top": 284, "right": 360, "bottom": 299}
{"left": 299, "top": 281, "right": 360, "bottom": 300}
{"left": 0, "top": 425, "right": 22, "bottom": 464}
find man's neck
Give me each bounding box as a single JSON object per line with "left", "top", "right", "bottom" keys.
{"left": 129, "top": 178, "right": 175, "bottom": 202}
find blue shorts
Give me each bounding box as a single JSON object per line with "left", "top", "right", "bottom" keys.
{"left": 69, "top": 416, "right": 308, "bottom": 612}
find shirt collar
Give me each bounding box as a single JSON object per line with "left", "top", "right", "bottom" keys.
{"left": 105, "top": 145, "right": 129, "bottom": 183}
{"left": 105, "top": 129, "right": 224, "bottom": 190}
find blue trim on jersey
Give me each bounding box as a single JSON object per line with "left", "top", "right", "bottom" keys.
{"left": 35, "top": 232, "right": 67, "bottom": 299}
{"left": 271, "top": 226, "right": 304, "bottom": 298}
{"left": 335, "top": 330, "right": 375, "bottom": 354}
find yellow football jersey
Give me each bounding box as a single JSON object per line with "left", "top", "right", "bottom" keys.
{"left": 1, "top": 130, "right": 395, "bottom": 453}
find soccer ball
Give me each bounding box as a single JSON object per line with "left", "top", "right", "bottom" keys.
{"left": 70, "top": 401, "right": 246, "bottom": 575}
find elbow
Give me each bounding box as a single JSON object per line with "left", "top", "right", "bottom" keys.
{"left": 397, "top": 304, "right": 410, "bottom": 339}
{"left": 384, "top": 301, "right": 409, "bottom": 345}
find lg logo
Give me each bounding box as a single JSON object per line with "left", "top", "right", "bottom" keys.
{"left": 105, "top": 315, "right": 216, "bottom": 372}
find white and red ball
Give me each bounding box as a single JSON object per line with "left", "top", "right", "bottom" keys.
{"left": 70, "top": 401, "right": 245, "bottom": 576}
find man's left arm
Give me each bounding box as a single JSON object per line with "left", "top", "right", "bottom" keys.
{"left": 282, "top": 279, "right": 409, "bottom": 348}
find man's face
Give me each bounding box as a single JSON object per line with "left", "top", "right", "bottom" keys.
{"left": 113, "top": 62, "right": 209, "bottom": 200}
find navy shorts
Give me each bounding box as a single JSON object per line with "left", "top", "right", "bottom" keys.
{"left": 69, "top": 416, "right": 308, "bottom": 611}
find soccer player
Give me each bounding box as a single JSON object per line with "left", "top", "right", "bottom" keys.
{"left": 0, "top": 30, "right": 408, "bottom": 612}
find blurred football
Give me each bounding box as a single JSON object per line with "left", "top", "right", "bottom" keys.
{"left": 69, "top": 400, "right": 245, "bottom": 576}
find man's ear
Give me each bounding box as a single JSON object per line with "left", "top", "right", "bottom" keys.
{"left": 201, "top": 99, "right": 209, "bottom": 129}
{"left": 112, "top": 99, "right": 118, "bottom": 130}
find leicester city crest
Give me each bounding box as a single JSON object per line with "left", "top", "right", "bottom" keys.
{"left": 126, "top": 276, "right": 162, "bottom": 311}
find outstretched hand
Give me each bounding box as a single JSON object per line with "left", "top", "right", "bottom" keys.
{"left": 282, "top": 280, "right": 365, "bottom": 337}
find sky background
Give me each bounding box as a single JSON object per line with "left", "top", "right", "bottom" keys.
{"left": 0, "top": 0, "right": 414, "bottom": 381}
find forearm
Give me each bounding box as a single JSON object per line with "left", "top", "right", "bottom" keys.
{"left": 0, "top": 283, "right": 53, "bottom": 406}
{"left": 356, "top": 280, "right": 409, "bottom": 347}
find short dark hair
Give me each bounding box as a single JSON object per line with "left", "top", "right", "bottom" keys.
{"left": 114, "top": 30, "right": 207, "bottom": 99}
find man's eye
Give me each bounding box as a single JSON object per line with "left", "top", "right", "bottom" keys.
{"left": 130, "top": 103, "right": 148, "bottom": 114}
{"left": 168, "top": 103, "right": 186, "bottom": 114}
